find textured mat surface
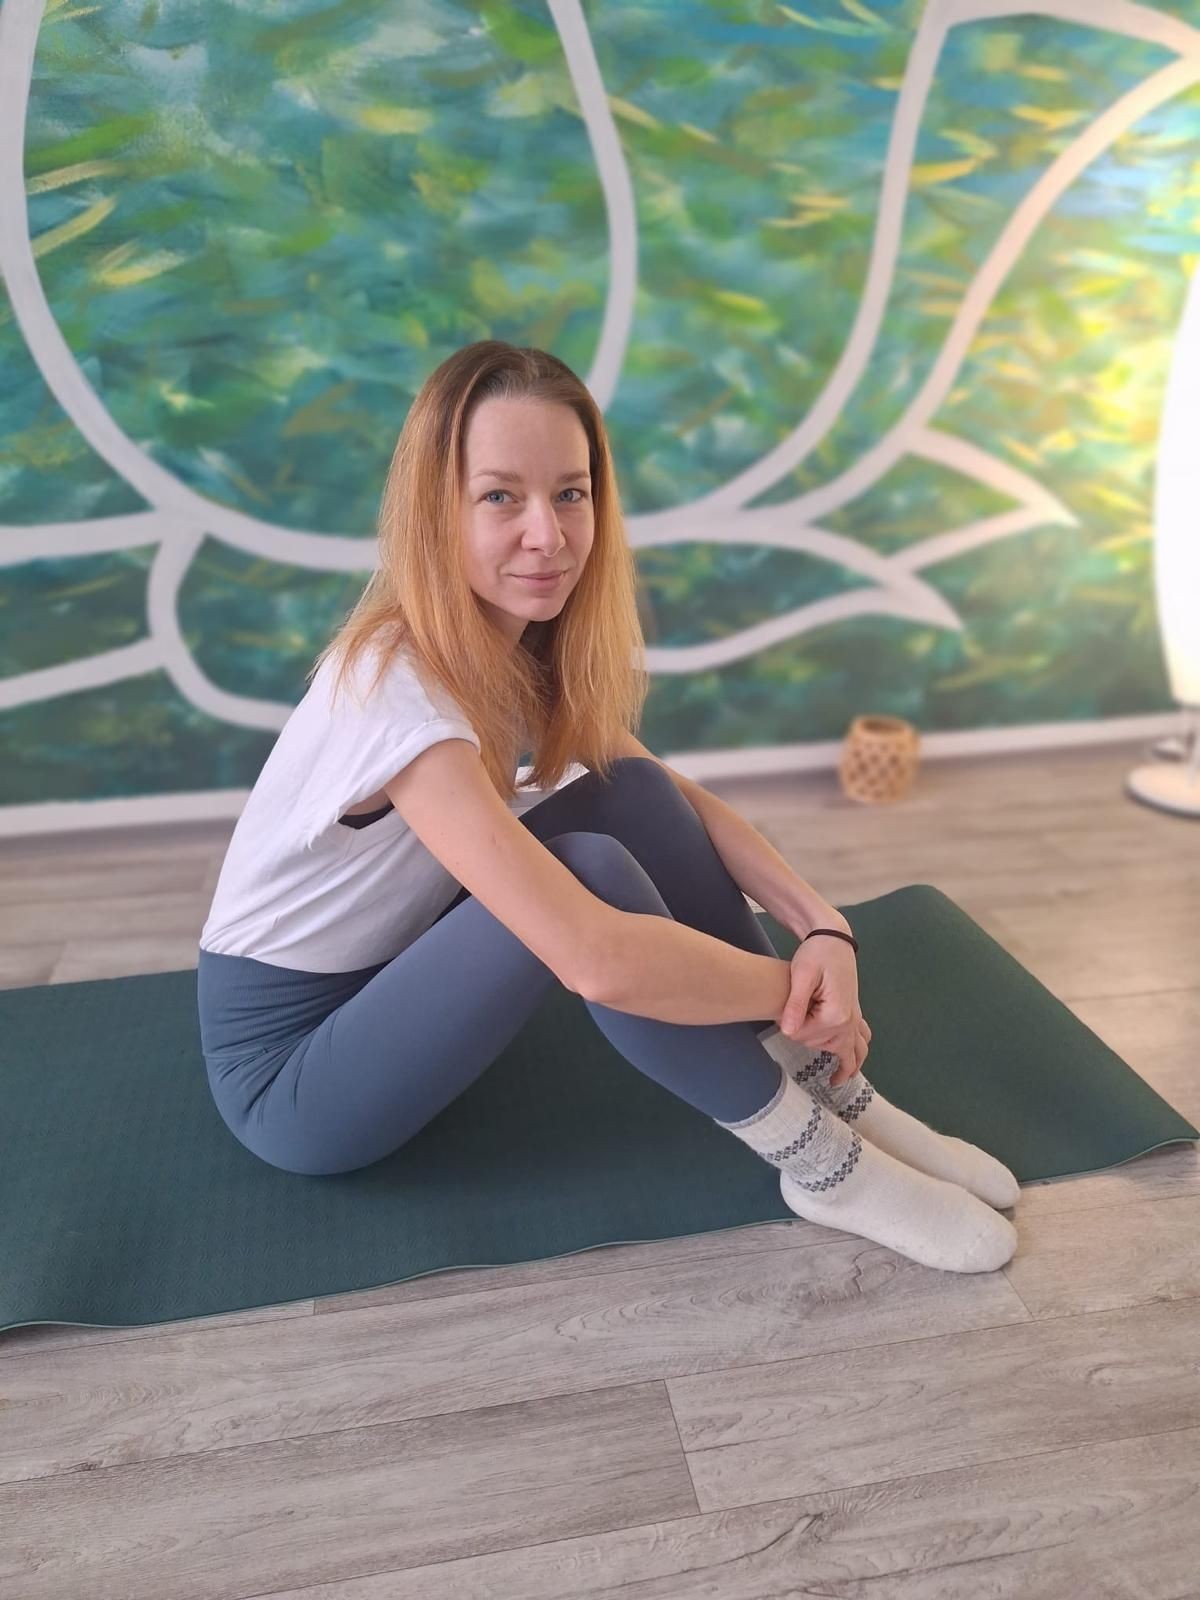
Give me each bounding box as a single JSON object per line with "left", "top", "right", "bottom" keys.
{"left": 2, "top": 884, "right": 1195, "bottom": 1332}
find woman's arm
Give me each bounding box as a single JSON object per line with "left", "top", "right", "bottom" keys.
{"left": 613, "top": 732, "right": 851, "bottom": 938}
{"left": 590, "top": 912, "right": 793, "bottom": 1027}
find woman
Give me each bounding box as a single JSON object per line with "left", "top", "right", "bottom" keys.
{"left": 197, "top": 339, "right": 1018, "bottom": 1274}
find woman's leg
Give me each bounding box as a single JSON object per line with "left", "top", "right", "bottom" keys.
{"left": 206, "top": 759, "right": 1020, "bottom": 1270}
{"left": 510, "top": 758, "right": 783, "bottom": 997}
{"left": 224, "top": 758, "right": 791, "bottom": 1175}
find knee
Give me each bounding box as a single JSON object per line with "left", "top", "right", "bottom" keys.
{"left": 544, "top": 829, "right": 663, "bottom": 915}
{"left": 606, "top": 754, "right": 678, "bottom": 800}
{"left": 544, "top": 828, "right": 634, "bottom": 876}
{"left": 574, "top": 753, "right": 677, "bottom": 803}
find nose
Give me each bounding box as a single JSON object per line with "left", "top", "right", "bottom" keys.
{"left": 522, "top": 497, "right": 566, "bottom": 551}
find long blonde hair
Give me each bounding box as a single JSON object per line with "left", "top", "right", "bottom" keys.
{"left": 305, "top": 340, "right": 649, "bottom": 801}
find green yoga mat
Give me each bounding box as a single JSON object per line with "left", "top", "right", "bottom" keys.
{"left": 1, "top": 884, "right": 1195, "bottom": 1334}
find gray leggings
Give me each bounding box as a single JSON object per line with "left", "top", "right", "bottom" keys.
{"left": 197, "top": 756, "right": 787, "bottom": 1175}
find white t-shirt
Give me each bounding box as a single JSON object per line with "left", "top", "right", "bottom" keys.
{"left": 200, "top": 640, "right": 549, "bottom": 972}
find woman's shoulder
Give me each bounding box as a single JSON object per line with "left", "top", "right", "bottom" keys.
{"left": 336, "top": 636, "right": 476, "bottom": 733}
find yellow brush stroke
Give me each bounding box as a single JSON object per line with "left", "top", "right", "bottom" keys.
{"left": 789, "top": 192, "right": 849, "bottom": 210}
{"left": 1011, "top": 104, "right": 1086, "bottom": 130}
{"left": 1132, "top": 130, "right": 1199, "bottom": 152}
{"left": 95, "top": 239, "right": 138, "bottom": 273}
{"left": 607, "top": 96, "right": 661, "bottom": 130}
{"left": 910, "top": 158, "right": 978, "bottom": 185}
{"left": 1071, "top": 275, "right": 1127, "bottom": 297}
{"left": 98, "top": 250, "right": 187, "bottom": 287}
{"left": 1067, "top": 248, "right": 1144, "bottom": 277}
{"left": 355, "top": 106, "right": 433, "bottom": 134}
{"left": 937, "top": 656, "right": 1038, "bottom": 690}
{"left": 26, "top": 159, "right": 122, "bottom": 194}
{"left": 778, "top": 4, "right": 863, "bottom": 32}
{"left": 47, "top": 575, "right": 119, "bottom": 599}
{"left": 1076, "top": 426, "right": 1129, "bottom": 446}
{"left": 778, "top": 6, "right": 824, "bottom": 29}
{"left": 1086, "top": 483, "right": 1147, "bottom": 514}
{"left": 160, "top": 384, "right": 216, "bottom": 414}
{"left": 939, "top": 128, "right": 998, "bottom": 161}
{"left": 681, "top": 122, "right": 718, "bottom": 144}
{"left": 31, "top": 194, "right": 116, "bottom": 259}
{"left": 1016, "top": 63, "right": 1068, "bottom": 82}
{"left": 916, "top": 298, "right": 960, "bottom": 316}
{"left": 838, "top": 0, "right": 887, "bottom": 26}
{"left": 397, "top": 312, "right": 429, "bottom": 348}
{"left": 281, "top": 381, "right": 358, "bottom": 440}
{"left": 1041, "top": 428, "right": 1077, "bottom": 454}
{"left": 872, "top": 75, "right": 903, "bottom": 89}
{"left": 936, "top": 186, "right": 994, "bottom": 210}
{"left": 1095, "top": 528, "right": 1152, "bottom": 550}
{"left": 762, "top": 214, "right": 829, "bottom": 229}
{"left": 979, "top": 34, "right": 1020, "bottom": 72}
{"left": 999, "top": 434, "right": 1045, "bottom": 466}
{"left": 711, "top": 289, "right": 769, "bottom": 312}
{"left": 44, "top": 4, "right": 102, "bottom": 22}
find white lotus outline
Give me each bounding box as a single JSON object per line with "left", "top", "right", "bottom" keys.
{"left": 0, "top": 0, "right": 1197, "bottom": 724}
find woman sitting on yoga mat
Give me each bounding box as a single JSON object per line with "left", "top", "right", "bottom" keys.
{"left": 197, "top": 339, "right": 1018, "bottom": 1274}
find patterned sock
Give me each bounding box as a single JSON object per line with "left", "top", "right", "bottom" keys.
{"left": 715, "top": 1060, "right": 1018, "bottom": 1273}
{"left": 714, "top": 1060, "right": 863, "bottom": 1193}
{"left": 759, "top": 1029, "right": 1019, "bottom": 1211}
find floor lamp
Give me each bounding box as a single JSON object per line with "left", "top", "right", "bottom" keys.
{"left": 1126, "top": 262, "right": 1200, "bottom": 819}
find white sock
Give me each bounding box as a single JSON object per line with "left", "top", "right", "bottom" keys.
{"left": 758, "top": 1028, "right": 1020, "bottom": 1211}
{"left": 716, "top": 1062, "right": 1017, "bottom": 1274}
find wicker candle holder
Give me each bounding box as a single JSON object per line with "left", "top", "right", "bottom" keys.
{"left": 838, "top": 713, "right": 920, "bottom": 804}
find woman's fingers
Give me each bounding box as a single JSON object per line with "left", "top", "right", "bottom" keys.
{"left": 828, "top": 1016, "right": 870, "bottom": 1086}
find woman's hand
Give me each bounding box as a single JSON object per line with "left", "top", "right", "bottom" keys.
{"left": 778, "top": 936, "right": 872, "bottom": 1087}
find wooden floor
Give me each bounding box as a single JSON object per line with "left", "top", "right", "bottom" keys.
{"left": 2, "top": 737, "right": 1198, "bottom": 1599}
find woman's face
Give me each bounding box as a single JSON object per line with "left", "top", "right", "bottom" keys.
{"left": 459, "top": 396, "right": 595, "bottom": 646}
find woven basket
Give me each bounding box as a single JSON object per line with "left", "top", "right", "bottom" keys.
{"left": 838, "top": 713, "right": 920, "bottom": 804}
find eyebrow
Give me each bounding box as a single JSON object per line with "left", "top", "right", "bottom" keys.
{"left": 470, "top": 468, "right": 591, "bottom": 485}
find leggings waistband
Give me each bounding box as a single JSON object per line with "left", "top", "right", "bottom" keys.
{"left": 196, "top": 946, "right": 386, "bottom": 1064}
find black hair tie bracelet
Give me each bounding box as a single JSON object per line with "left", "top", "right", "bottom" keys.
{"left": 802, "top": 927, "right": 859, "bottom": 955}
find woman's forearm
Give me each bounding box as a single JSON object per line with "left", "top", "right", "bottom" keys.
{"left": 677, "top": 774, "right": 851, "bottom": 938}
{"left": 590, "top": 908, "right": 792, "bottom": 1026}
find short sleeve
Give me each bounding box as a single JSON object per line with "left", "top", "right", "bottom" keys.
{"left": 301, "top": 716, "right": 480, "bottom": 851}
{"left": 292, "top": 641, "right": 485, "bottom": 850}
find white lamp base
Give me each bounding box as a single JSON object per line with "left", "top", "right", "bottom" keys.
{"left": 1126, "top": 710, "right": 1200, "bottom": 818}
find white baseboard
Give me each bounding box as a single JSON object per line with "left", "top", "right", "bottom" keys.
{"left": 0, "top": 711, "right": 1187, "bottom": 840}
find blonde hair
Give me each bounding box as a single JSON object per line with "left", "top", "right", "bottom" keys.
{"left": 305, "top": 340, "right": 650, "bottom": 801}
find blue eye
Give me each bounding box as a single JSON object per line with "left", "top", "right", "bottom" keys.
{"left": 483, "top": 488, "right": 586, "bottom": 504}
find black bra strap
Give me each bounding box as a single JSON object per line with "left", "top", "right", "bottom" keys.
{"left": 338, "top": 800, "right": 395, "bottom": 828}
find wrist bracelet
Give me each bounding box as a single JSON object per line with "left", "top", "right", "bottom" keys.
{"left": 802, "top": 926, "right": 859, "bottom": 955}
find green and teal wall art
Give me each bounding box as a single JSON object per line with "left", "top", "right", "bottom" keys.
{"left": 1, "top": 0, "right": 1197, "bottom": 831}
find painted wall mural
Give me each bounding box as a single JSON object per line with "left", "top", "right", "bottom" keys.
{"left": 1, "top": 0, "right": 1198, "bottom": 819}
